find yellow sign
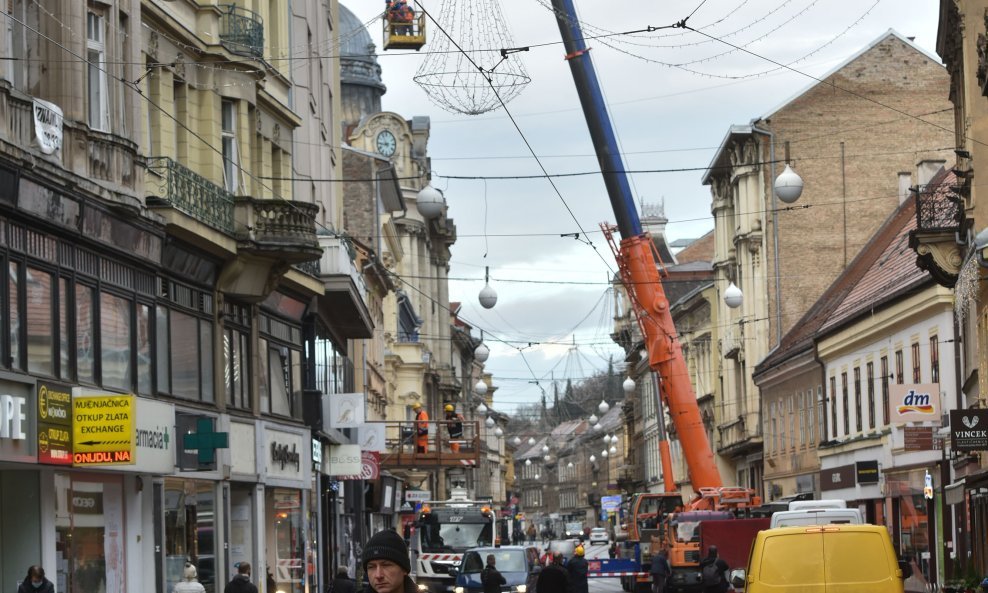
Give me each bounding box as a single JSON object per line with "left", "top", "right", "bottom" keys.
{"left": 72, "top": 394, "right": 135, "bottom": 465}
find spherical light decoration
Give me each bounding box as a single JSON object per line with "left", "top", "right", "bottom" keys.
{"left": 611, "top": 435, "right": 619, "bottom": 444}
{"left": 485, "top": 416, "right": 495, "bottom": 428}
{"left": 774, "top": 164, "right": 804, "bottom": 204}
{"left": 593, "top": 423, "right": 602, "bottom": 431}
{"left": 724, "top": 282, "right": 743, "bottom": 309}
{"left": 512, "top": 436, "right": 522, "bottom": 446}
{"left": 474, "top": 380, "right": 489, "bottom": 396}
{"left": 525, "top": 459, "right": 532, "bottom": 466}
{"left": 528, "top": 437, "right": 536, "bottom": 445}
{"left": 416, "top": 184, "right": 445, "bottom": 219}
{"left": 477, "top": 402, "right": 488, "bottom": 414}
{"left": 623, "top": 377, "right": 635, "bottom": 394}
{"left": 495, "top": 427, "right": 503, "bottom": 437}
{"left": 603, "top": 434, "right": 612, "bottom": 444}
{"left": 543, "top": 455, "right": 550, "bottom": 462}
{"left": 567, "top": 461, "right": 574, "bottom": 468}
{"left": 479, "top": 283, "right": 498, "bottom": 309}
{"left": 542, "top": 444, "right": 550, "bottom": 455}
{"left": 589, "top": 455, "right": 596, "bottom": 463}
{"left": 534, "top": 474, "right": 540, "bottom": 480}
{"left": 601, "top": 450, "right": 609, "bottom": 458}
{"left": 588, "top": 413, "right": 599, "bottom": 425}
{"left": 474, "top": 342, "right": 490, "bottom": 363}
{"left": 598, "top": 399, "right": 610, "bottom": 414}
{"left": 609, "top": 446, "right": 617, "bottom": 454}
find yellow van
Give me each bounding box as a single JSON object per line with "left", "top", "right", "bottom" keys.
{"left": 732, "top": 524, "right": 908, "bottom": 593}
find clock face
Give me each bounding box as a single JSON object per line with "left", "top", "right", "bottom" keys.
{"left": 376, "top": 130, "right": 397, "bottom": 157}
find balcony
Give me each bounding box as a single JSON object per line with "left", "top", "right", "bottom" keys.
{"left": 908, "top": 174, "right": 966, "bottom": 288}
{"left": 236, "top": 197, "right": 320, "bottom": 263}
{"left": 219, "top": 5, "right": 264, "bottom": 58}
{"left": 146, "top": 156, "right": 235, "bottom": 234}
{"left": 315, "top": 235, "right": 373, "bottom": 340}
{"left": 373, "top": 420, "right": 481, "bottom": 469}
{"left": 717, "top": 414, "right": 762, "bottom": 457}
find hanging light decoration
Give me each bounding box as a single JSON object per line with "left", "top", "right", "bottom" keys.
{"left": 609, "top": 446, "right": 617, "bottom": 454}
{"left": 534, "top": 473, "right": 540, "bottom": 480}
{"left": 525, "top": 459, "right": 531, "bottom": 466}
{"left": 724, "top": 282, "right": 743, "bottom": 309}
{"left": 774, "top": 163, "right": 804, "bottom": 204}
{"left": 474, "top": 341, "right": 490, "bottom": 363}
{"left": 601, "top": 450, "right": 609, "bottom": 458}
{"left": 528, "top": 437, "right": 536, "bottom": 445}
{"left": 593, "top": 423, "right": 602, "bottom": 431}
{"left": 413, "top": 0, "right": 530, "bottom": 115}
{"left": 567, "top": 461, "right": 574, "bottom": 468}
{"left": 512, "top": 436, "right": 521, "bottom": 446}
{"left": 416, "top": 184, "right": 444, "bottom": 220}
{"left": 603, "top": 434, "right": 611, "bottom": 444}
{"left": 543, "top": 455, "right": 550, "bottom": 462}
{"left": 474, "top": 380, "right": 488, "bottom": 396}
{"left": 494, "top": 427, "right": 503, "bottom": 437}
{"left": 478, "top": 266, "right": 498, "bottom": 309}
{"left": 589, "top": 455, "right": 596, "bottom": 463}
{"left": 623, "top": 377, "right": 635, "bottom": 394}
{"left": 476, "top": 402, "right": 488, "bottom": 414}
{"left": 485, "top": 416, "right": 495, "bottom": 428}
{"left": 611, "top": 435, "right": 619, "bottom": 444}
{"left": 598, "top": 399, "right": 610, "bottom": 414}
{"left": 541, "top": 444, "right": 550, "bottom": 455}
{"left": 588, "top": 413, "right": 599, "bottom": 425}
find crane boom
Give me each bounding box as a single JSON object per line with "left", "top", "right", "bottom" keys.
{"left": 550, "top": 0, "right": 722, "bottom": 491}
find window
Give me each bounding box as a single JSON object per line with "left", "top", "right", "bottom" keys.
{"left": 87, "top": 10, "right": 109, "bottom": 131}
{"left": 911, "top": 342, "right": 921, "bottom": 383}
{"left": 77, "top": 284, "right": 95, "bottom": 383}
{"left": 867, "top": 362, "right": 875, "bottom": 429}
{"left": 881, "top": 356, "right": 890, "bottom": 425}
{"left": 930, "top": 335, "right": 940, "bottom": 384}
{"left": 769, "top": 402, "right": 777, "bottom": 454}
{"left": 854, "top": 367, "right": 862, "bottom": 432}
{"left": 798, "top": 393, "right": 806, "bottom": 446}
{"left": 224, "top": 302, "right": 250, "bottom": 410}
{"left": 895, "top": 350, "right": 904, "bottom": 384}
{"left": 841, "top": 372, "right": 849, "bottom": 436}
{"left": 817, "top": 385, "right": 824, "bottom": 443}
{"left": 25, "top": 267, "right": 54, "bottom": 376}
{"left": 221, "top": 100, "right": 240, "bottom": 193}
{"left": 260, "top": 312, "right": 302, "bottom": 419}
{"left": 829, "top": 376, "right": 837, "bottom": 441}
{"left": 789, "top": 397, "right": 795, "bottom": 449}
{"left": 157, "top": 282, "right": 215, "bottom": 403}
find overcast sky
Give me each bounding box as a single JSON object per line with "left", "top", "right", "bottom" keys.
{"left": 342, "top": 0, "right": 941, "bottom": 413}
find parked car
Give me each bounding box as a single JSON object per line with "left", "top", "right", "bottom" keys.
{"left": 588, "top": 528, "right": 609, "bottom": 545}
{"left": 451, "top": 546, "right": 541, "bottom": 593}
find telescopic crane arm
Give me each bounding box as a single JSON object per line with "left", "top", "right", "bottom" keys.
{"left": 549, "top": 0, "right": 722, "bottom": 492}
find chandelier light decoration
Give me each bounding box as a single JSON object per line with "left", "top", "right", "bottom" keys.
{"left": 413, "top": 0, "right": 530, "bottom": 115}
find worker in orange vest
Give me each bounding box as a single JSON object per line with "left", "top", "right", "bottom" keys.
{"left": 413, "top": 402, "right": 429, "bottom": 453}
{"left": 444, "top": 404, "right": 465, "bottom": 452}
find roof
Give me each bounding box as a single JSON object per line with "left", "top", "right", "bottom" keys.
{"left": 674, "top": 230, "right": 715, "bottom": 264}
{"left": 701, "top": 125, "right": 753, "bottom": 186}
{"left": 755, "top": 170, "right": 947, "bottom": 374}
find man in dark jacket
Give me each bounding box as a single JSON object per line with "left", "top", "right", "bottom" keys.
{"left": 362, "top": 529, "right": 418, "bottom": 593}
{"left": 535, "top": 552, "right": 569, "bottom": 593}
{"left": 698, "top": 546, "right": 729, "bottom": 593}
{"left": 17, "top": 566, "right": 54, "bottom": 593}
{"left": 225, "top": 562, "right": 258, "bottom": 593}
{"left": 329, "top": 566, "right": 357, "bottom": 593}
{"left": 566, "top": 546, "right": 589, "bottom": 593}
{"left": 650, "top": 548, "right": 671, "bottom": 593}
{"left": 481, "top": 554, "right": 507, "bottom": 593}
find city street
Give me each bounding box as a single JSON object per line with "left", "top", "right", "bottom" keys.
{"left": 582, "top": 542, "right": 624, "bottom": 593}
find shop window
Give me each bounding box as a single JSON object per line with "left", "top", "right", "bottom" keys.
{"left": 164, "top": 478, "right": 217, "bottom": 593}
{"left": 267, "top": 488, "right": 304, "bottom": 593}
{"left": 55, "top": 474, "right": 126, "bottom": 593}
{"left": 100, "top": 291, "right": 132, "bottom": 392}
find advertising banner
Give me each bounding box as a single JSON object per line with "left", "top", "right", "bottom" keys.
{"left": 72, "top": 393, "right": 135, "bottom": 465}
{"left": 38, "top": 381, "right": 72, "bottom": 465}
{"left": 889, "top": 383, "right": 940, "bottom": 424}
{"left": 951, "top": 409, "right": 988, "bottom": 452}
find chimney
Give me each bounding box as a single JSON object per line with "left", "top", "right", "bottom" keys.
{"left": 916, "top": 159, "right": 946, "bottom": 187}
{"left": 898, "top": 172, "right": 912, "bottom": 205}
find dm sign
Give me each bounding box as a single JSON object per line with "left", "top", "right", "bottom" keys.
{"left": 72, "top": 394, "right": 135, "bottom": 465}
{"left": 950, "top": 409, "right": 988, "bottom": 452}
{"left": 889, "top": 384, "right": 940, "bottom": 424}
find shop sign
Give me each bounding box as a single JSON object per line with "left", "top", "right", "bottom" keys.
{"left": 272, "top": 488, "right": 301, "bottom": 510}
{"left": 856, "top": 460, "right": 880, "bottom": 484}
{"left": 32, "top": 98, "right": 62, "bottom": 156}
{"left": 38, "top": 380, "right": 72, "bottom": 465}
{"left": 264, "top": 427, "right": 310, "bottom": 482}
{"left": 336, "top": 451, "right": 380, "bottom": 481}
{"left": 950, "top": 409, "right": 988, "bottom": 452}
{"left": 88, "top": 398, "right": 175, "bottom": 473}
{"left": 889, "top": 383, "right": 940, "bottom": 424}
{"left": 327, "top": 444, "right": 362, "bottom": 476}
{"left": 312, "top": 438, "right": 323, "bottom": 471}
{"left": 178, "top": 413, "right": 227, "bottom": 471}
{"left": 601, "top": 495, "right": 622, "bottom": 512}
{"left": 0, "top": 378, "right": 36, "bottom": 463}
{"left": 358, "top": 422, "right": 386, "bottom": 453}
{"left": 325, "top": 392, "right": 365, "bottom": 429}
{"left": 72, "top": 393, "right": 135, "bottom": 466}
{"left": 405, "top": 490, "right": 431, "bottom": 502}
{"left": 71, "top": 491, "right": 103, "bottom": 514}
{"left": 820, "top": 464, "right": 855, "bottom": 491}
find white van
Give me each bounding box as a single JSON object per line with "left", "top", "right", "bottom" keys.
{"left": 770, "top": 499, "right": 863, "bottom": 528}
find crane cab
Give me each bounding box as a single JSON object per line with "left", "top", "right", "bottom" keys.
{"left": 383, "top": 2, "right": 426, "bottom": 51}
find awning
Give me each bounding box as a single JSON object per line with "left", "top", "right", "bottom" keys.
{"left": 946, "top": 480, "right": 966, "bottom": 506}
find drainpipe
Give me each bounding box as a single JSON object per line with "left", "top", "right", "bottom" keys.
{"left": 750, "top": 121, "right": 782, "bottom": 344}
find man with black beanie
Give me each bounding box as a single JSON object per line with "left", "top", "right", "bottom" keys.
{"left": 361, "top": 529, "right": 417, "bottom": 593}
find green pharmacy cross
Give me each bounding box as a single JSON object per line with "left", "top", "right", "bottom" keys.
{"left": 183, "top": 417, "right": 229, "bottom": 465}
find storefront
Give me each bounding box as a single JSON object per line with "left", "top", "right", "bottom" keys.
{"left": 262, "top": 423, "right": 311, "bottom": 593}
{"left": 0, "top": 374, "right": 41, "bottom": 590}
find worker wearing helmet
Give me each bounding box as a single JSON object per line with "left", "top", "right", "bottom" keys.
{"left": 444, "top": 404, "right": 465, "bottom": 453}
{"left": 386, "top": 0, "right": 414, "bottom": 35}
{"left": 412, "top": 402, "right": 429, "bottom": 453}
{"left": 566, "top": 545, "right": 588, "bottom": 593}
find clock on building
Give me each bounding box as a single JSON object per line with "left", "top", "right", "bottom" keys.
{"left": 375, "top": 129, "right": 397, "bottom": 157}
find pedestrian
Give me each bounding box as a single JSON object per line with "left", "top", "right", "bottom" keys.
{"left": 649, "top": 548, "right": 671, "bottom": 593}
{"left": 412, "top": 402, "right": 429, "bottom": 454}
{"left": 535, "top": 552, "right": 570, "bottom": 593}
{"left": 174, "top": 563, "right": 207, "bottom": 593}
{"left": 527, "top": 524, "right": 536, "bottom": 544}
{"left": 17, "top": 566, "right": 54, "bottom": 593}
{"left": 566, "top": 546, "right": 589, "bottom": 593}
{"left": 329, "top": 566, "right": 356, "bottom": 593}
{"left": 698, "top": 545, "right": 729, "bottom": 593}
{"left": 608, "top": 542, "right": 618, "bottom": 560}
{"left": 481, "top": 554, "right": 507, "bottom": 593}
{"left": 225, "top": 562, "right": 258, "bottom": 593}
{"left": 444, "top": 404, "right": 465, "bottom": 452}
{"left": 362, "top": 529, "right": 417, "bottom": 593}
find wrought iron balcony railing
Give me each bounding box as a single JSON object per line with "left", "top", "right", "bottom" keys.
{"left": 915, "top": 182, "right": 964, "bottom": 233}
{"left": 146, "top": 156, "right": 235, "bottom": 233}
{"left": 219, "top": 5, "right": 264, "bottom": 58}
